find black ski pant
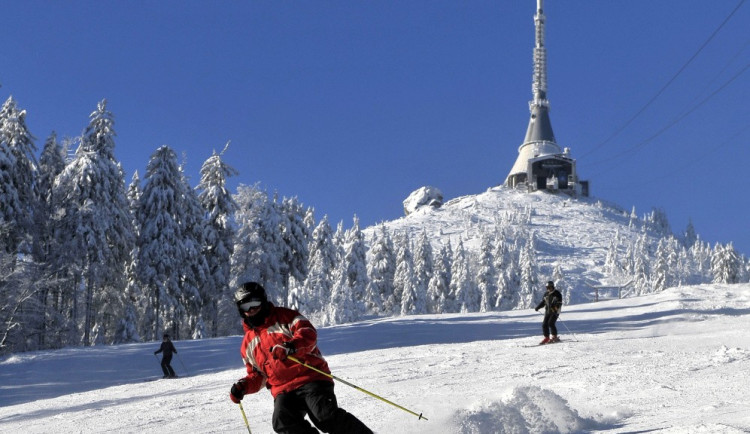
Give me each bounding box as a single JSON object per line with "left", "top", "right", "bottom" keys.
{"left": 542, "top": 312, "right": 559, "bottom": 337}
{"left": 272, "top": 380, "right": 372, "bottom": 434}
{"left": 161, "top": 355, "right": 176, "bottom": 377}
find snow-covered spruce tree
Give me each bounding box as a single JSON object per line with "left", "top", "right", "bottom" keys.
{"left": 115, "top": 171, "right": 144, "bottom": 345}
{"left": 427, "top": 242, "right": 451, "bottom": 314}
{"left": 278, "top": 196, "right": 311, "bottom": 307}
{"left": 0, "top": 96, "right": 37, "bottom": 255}
{"left": 302, "top": 215, "right": 337, "bottom": 318}
{"left": 477, "top": 233, "right": 497, "bottom": 312}
{"left": 365, "top": 224, "right": 396, "bottom": 315}
{"left": 492, "top": 233, "right": 514, "bottom": 310}
{"left": 552, "top": 264, "right": 570, "bottom": 306}
{"left": 392, "top": 233, "right": 418, "bottom": 316}
{"left": 683, "top": 220, "right": 698, "bottom": 249}
{"left": 30, "top": 132, "right": 66, "bottom": 348}
{"left": 50, "top": 100, "right": 134, "bottom": 346}
{"left": 32, "top": 133, "right": 64, "bottom": 261}
{"left": 326, "top": 216, "right": 370, "bottom": 325}
{"left": 652, "top": 238, "right": 670, "bottom": 292}
{"left": 137, "top": 145, "right": 204, "bottom": 340}
{"left": 325, "top": 252, "right": 352, "bottom": 325}
{"left": 196, "top": 148, "right": 237, "bottom": 337}
{"left": 177, "top": 164, "right": 210, "bottom": 340}
{"left": 412, "top": 230, "right": 432, "bottom": 315}
{"left": 711, "top": 242, "right": 742, "bottom": 284}
{"left": 231, "top": 185, "right": 286, "bottom": 304}
{"left": 342, "top": 216, "right": 369, "bottom": 318}
{"left": 629, "top": 233, "right": 651, "bottom": 296}
{"left": 450, "top": 238, "right": 476, "bottom": 313}
{"left": 604, "top": 229, "right": 622, "bottom": 277}
{"left": 518, "top": 232, "right": 539, "bottom": 309}
{"left": 645, "top": 207, "right": 671, "bottom": 237}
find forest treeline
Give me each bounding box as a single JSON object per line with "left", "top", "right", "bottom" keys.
{"left": 1, "top": 96, "right": 747, "bottom": 355}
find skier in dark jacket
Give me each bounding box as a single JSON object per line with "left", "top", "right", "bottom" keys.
{"left": 229, "top": 281, "right": 372, "bottom": 434}
{"left": 535, "top": 281, "right": 563, "bottom": 344}
{"left": 154, "top": 334, "right": 178, "bottom": 378}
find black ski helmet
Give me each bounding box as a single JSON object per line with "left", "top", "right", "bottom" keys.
{"left": 546, "top": 281, "right": 555, "bottom": 289}
{"left": 234, "top": 281, "right": 268, "bottom": 313}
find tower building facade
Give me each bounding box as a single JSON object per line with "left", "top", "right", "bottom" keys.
{"left": 505, "top": 0, "right": 588, "bottom": 196}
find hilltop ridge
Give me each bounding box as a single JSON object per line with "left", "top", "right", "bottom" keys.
{"left": 365, "top": 186, "right": 684, "bottom": 305}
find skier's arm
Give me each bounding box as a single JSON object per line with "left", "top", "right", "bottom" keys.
{"left": 287, "top": 315, "right": 318, "bottom": 356}
{"left": 240, "top": 366, "right": 266, "bottom": 394}
{"left": 552, "top": 292, "right": 563, "bottom": 312}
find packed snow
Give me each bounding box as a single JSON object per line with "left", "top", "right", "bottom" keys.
{"left": 2, "top": 283, "right": 749, "bottom": 433}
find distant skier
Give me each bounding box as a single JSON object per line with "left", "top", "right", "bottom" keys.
{"left": 154, "top": 334, "right": 178, "bottom": 378}
{"left": 228, "top": 281, "right": 372, "bottom": 434}
{"left": 535, "top": 281, "right": 563, "bottom": 344}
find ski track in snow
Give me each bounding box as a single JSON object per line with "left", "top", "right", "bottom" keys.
{"left": 1, "top": 284, "right": 750, "bottom": 433}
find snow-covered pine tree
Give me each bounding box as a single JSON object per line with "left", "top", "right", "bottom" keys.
{"left": 231, "top": 185, "right": 285, "bottom": 304}
{"left": 365, "top": 224, "right": 396, "bottom": 315}
{"left": 114, "top": 171, "right": 143, "bottom": 345}
{"left": 30, "top": 132, "right": 66, "bottom": 348}
{"left": 631, "top": 234, "right": 651, "bottom": 296}
{"left": 477, "top": 233, "right": 497, "bottom": 312}
{"left": 393, "top": 233, "right": 418, "bottom": 316}
{"left": 137, "top": 145, "right": 202, "bottom": 340}
{"left": 683, "top": 220, "right": 698, "bottom": 249}
{"left": 50, "top": 100, "right": 134, "bottom": 346}
{"left": 492, "top": 233, "right": 514, "bottom": 310}
{"left": 196, "top": 148, "right": 237, "bottom": 337}
{"left": 450, "top": 238, "right": 476, "bottom": 313}
{"left": 279, "top": 196, "right": 311, "bottom": 307}
{"left": 343, "top": 216, "right": 368, "bottom": 318}
{"left": 326, "top": 252, "right": 353, "bottom": 325}
{"left": 518, "top": 232, "right": 539, "bottom": 309}
{"left": 303, "top": 215, "right": 337, "bottom": 316}
{"left": 177, "top": 164, "right": 210, "bottom": 340}
{"left": 711, "top": 242, "right": 741, "bottom": 284}
{"left": 0, "top": 96, "right": 37, "bottom": 255}
{"left": 427, "top": 242, "right": 451, "bottom": 314}
{"left": 652, "top": 238, "right": 670, "bottom": 292}
{"left": 604, "top": 229, "right": 622, "bottom": 276}
{"left": 552, "top": 264, "right": 569, "bottom": 305}
{"left": 412, "top": 230, "right": 432, "bottom": 315}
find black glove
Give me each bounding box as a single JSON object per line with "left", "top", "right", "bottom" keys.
{"left": 230, "top": 378, "right": 247, "bottom": 403}
{"left": 535, "top": 307, "right": 539, "bottom": 312}
{"left": 270, "top": 342, "right": 296, "bottom": 360}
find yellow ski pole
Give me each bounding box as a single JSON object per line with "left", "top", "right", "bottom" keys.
{"left": 238, "top": 402, "right": 252, "bottom": 434}
{"left": 287, "top": 355, "right": 427, "bottom": 421}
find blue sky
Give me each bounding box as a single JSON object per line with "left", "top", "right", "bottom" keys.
{"left": 2, "top": 1, "right": 748, "bottom": 255}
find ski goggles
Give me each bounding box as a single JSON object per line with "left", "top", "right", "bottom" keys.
{"left": 239, "top": 300, "right": 263, "bottom": 312}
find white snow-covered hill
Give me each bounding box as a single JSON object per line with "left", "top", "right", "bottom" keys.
{"left": 366, "top": 186, "right": 698, "bottom": 305}
{"left": 2, "top": 283, "right": 749, "bottom": 433}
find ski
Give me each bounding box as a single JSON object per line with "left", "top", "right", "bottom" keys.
{"left": 522, "top": 339, "right": 563, "bottom": 348}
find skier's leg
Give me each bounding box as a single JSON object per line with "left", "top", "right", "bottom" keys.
{"left": 549, "top": 313, "right": 559, "bottom": 337}
{"left": 541, "top": 314, "right": 551, "bottom": 337}
{"left": 301, "top": 381, "right": 372, "bottom": 434}
{"left": 273, "top": 390, "right": 319, "bottom": 434}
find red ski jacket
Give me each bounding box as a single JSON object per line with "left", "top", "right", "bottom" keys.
{"left": 236, "top": 304, "right": 333, "bottom": 398}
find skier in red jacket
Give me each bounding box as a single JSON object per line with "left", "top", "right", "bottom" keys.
{"left": 229, "top": 281, "right": 372, "bottom": 434}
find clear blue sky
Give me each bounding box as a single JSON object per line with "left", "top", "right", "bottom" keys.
{"left": 2, "top": 1, "right": 748, "bottom": 255}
